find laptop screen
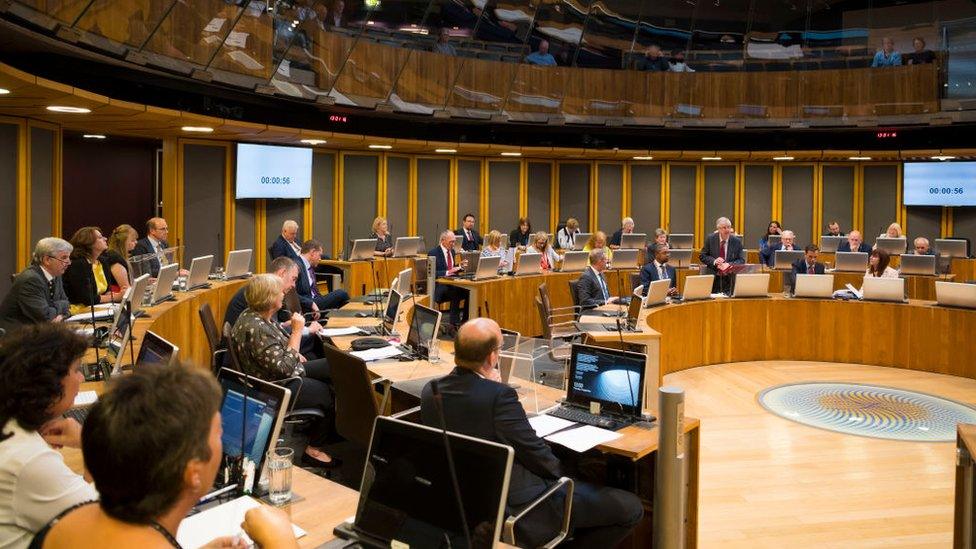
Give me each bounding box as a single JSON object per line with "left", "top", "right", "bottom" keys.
{"left": 384, "top": 289, "right": 402, "bottom": 325}
{"left": 407, "top": 304, "right": 440, "bottom": 349}
{"left": 567, "top": 344, "right": 646, "bottom": 415}
{"left": 355, "top": 417, "right": 512, "bottom": 547}
{"left": 136, "top": 330, "right": 178, "bottom": 366}
{"left": 217, "top": 369, "right": 289, "bottom": 487}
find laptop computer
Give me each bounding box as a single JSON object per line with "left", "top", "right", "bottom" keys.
{"left": 935, "top": 281, "right": 976, "bottom": 309}
{"left": 575, "top": 293, "right": 643, "bottom": 333}
{"left": 766, "top": 234, "right": 782, "bottom": 248}
{"left": 382, "top": 289, "right": 403, "bottom": 334}
{"left": 349, "top": 239, "right": 376, "bottom": 261}
{"left": 682, "top": 274, "right": 714, "bottom": 300}
{"left": 773, "top": 250, "right": 804, "bottom": 270}
{"left": 332, "top": 416, "right": 513, "bottom": 549}
{"left": 820, "top": 235, "right": 845, "bottom": 253}
{"left": 473, "top": 254, "right": 501, "bottom": 280}
{"left": 460, "top": 251, "right": 481, "bottom": 272}
{"left": 560, "top": 250, "right": 589, "bottom": 272}
{"left": 732, "top": 273, "right": 770, "bottom": 298}
{"left": 545, "top": 344, "right": 647, "bottom": 431}
{"left": 861, "top": 277, "right": 906, "bottom": 303}
{"left": 183, "top": 254, "right": 213, "bottom": 291}
{"left": 514, "top": 252, "right": 542, "bottom": 276}
{"left": 874, "top": 237, "right": 906, "bottom": 255}
{"left": 610, "top": 249, "right": 638, "bottom": 269}
{"left": 137, "top": 330, "right": 179, "bottom": 366}
{"left": 900, "top": 254, "right": 936, "bottom": 276}
{"left": 935, "top": 238, "right": 969, "bottom": 258}
{"left": 644, "top": 278, "right": 671, "bottom": 307}
{"left": 834, "top": 251, "right": 869, "bottom": 273}
{"left": 130, "top": 273, "right": 151, "bottom": 315}
{"left": 620, "top": 233, "right": 646, "bottom": 250}
{"left": 406, "top": 303, "right": 442, "bottom": 357}
{"left": 149, "top": 263, "right": 179, "bottom": 306}
{"left": 392, "top": 236, "right": 422, "bottom": 257}
{"left": 668, "top": 233, "right": 694, "bottom": 250}
{"left": 206, "top": 368, "right": 291, "bottom": 502}
{"left": 224, "top": 249, "right": 253, "bottom": 279}
{"left": 393, "top": 268, "right": 413, "bottom": 296}
{"left": 572, "top": 232, "right": 592, "bottom": 251}
{"left": 669, "top": 249, "right": 694, "bottom": 268}
{"left": 793, "top": 274, "right": 834, "bottom": 298}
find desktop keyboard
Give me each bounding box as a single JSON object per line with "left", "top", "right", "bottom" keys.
{"left": 547, "top": 406, "right": 628, "bottom": 431}
{"left": 64, "top": 406, "right": 91, "bottom": 425}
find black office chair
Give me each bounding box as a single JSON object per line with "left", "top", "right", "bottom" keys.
{"left": 320, "top": 343, "right": 391, "bottom": 447}
{"left": 197, "top": 303, "right": 226, "bottom": 376}
{"left": 567, "top": 278, "right": 582, "bottom": 320}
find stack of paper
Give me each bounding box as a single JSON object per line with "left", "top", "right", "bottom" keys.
{"left": 350, "top": 345, "right": 403, "bottom": 362}
{"left": 319, "top": 327, "right": 367, "bottom": 337}
{"left": 176, "top": 496, "right": 305, "bottom": 548}
{"left": 545, "top": 425, "right": 622, "bottom": 453}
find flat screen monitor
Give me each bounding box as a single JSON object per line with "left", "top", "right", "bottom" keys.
{"left": 136, "top": 330, "right": 179, "bottom": 366}
{"left": 903, "top": 162, "right": 976, "bottom": 206}
{"left": 567, "top": 344, "right": 646, "bottom": 416}
{"left": 235, "top": 143, "right": 312, "bottom": 199}
{"left": 407, "top": 303, "right": 442, "bottom": 350}
{"left": 384, "top": 289, "right": 402, "bottom": 326}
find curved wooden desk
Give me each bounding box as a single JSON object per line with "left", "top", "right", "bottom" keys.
{"left": 644, "top": 297, "right": 976, "bottom": 380}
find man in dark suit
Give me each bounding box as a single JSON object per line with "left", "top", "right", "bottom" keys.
{"left": 430, "top": 230, "right": 468, "bottom": 328}
{"left": 576, "top": 249, "right": 622, "bottom": 311}
{"left": 420, "top": 318, "right": 643, "bottom": 548}
{"left": 0, "top": 237, "right": 72, "bottom": 335}
{"left": 608, "top": 217, "right": 635, "bottom": 249}
{"left": 640, "top": 243, "right": 678, "bottom": 297}
{"left": 760, "top": 229, "right": 800, "bottom": 267}
{"left": 911, "top": 236, "right": 936, "bottom": 255}
{"left": 791, "top": 244, "right": 826, "bottom": 276}
{"left": 454, "top": 213, "right": 483, "bottom": 252}
{"left": 699, "top": 216, "right": 745, "bottom": 293}
{"left": 270, "top": 219, "right": 303, "bottom": 263}
{"left": 822, "top": 221, "right": 845, "bottom": 237}
{"left": 130, "top": 217, "right": 177, "bottom": 277}
{"left": 294, "top": 239, "right": 349, "bottom": 315}
{"left": 836, "top": 230, "right": 872, "bottom": 253}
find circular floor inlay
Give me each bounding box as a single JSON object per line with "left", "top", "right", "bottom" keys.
{"left": 757, "top": 382, "right": 976, "bottom": 442}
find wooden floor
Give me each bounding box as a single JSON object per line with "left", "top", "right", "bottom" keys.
{"left": 665, "top": 361, "right": 976, "bottom": 548}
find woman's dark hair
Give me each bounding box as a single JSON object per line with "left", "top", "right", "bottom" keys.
{"left": 517, "top": 217, "right": 532, "bottom": 234}
{"left": 869, "top": 248, "right": 891, "bottom": 276}
{"left": 765, "top": 221, "right": 782, "bottom": 237}
{"left": 0, "top": 324, "right": 87, "bottom": 442}
{"left": 68, "top": 226, "right": 102, "bottom": 260}
{"left": 82, "top": 363, "right": 221, "bottom": 524}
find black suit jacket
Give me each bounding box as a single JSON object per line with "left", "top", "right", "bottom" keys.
{"left": 270, "top": 235, "right": 303, "bottom": 263}
{"left": 0, "top": 265, "right": 70, "bottom": 334}
{"left": 609, "top": 229, "right": 624, "bottom": 247}
{"left": 639, "top": 261, "right": 677, "bottom": 295}
{"left": 292, "top": 257, "right": 319, "bottom": 313}
{"left": 454, "top": 228, "right": 483, "bottom": 252}
{"left": 576, "top": 267, "right": 610, "bottom": 310}
{"left": 428, "top": 245, "right": 457, "bottom": 278}
{"left": 131, "top": 237, "right": 170, "bottom": 277}
{"left": 62, "top": 256, "right": 111, "bottom": 307}
{"left": 421, "top": 368, "right": 562, "bottom": 544}
{"left": 836, "top": 241, "right": 872, "bottom": 254}
{"left": 791, "top": 259, "right": 826, "bottom": 275}
{"left": 699, "top": 233, "right": 745, "bottom": 275}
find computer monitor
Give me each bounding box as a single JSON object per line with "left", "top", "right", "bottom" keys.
{"left": 216, "top": 368, "right": 291, "bottom": 491}
{"left": 392, "top": 236, "right": 422, "bottom": 257}
{"left": 384, "top": 289, "right": 402, "bottom": 329}
{"left": 185, "top": 254, "right": 213, "bottom": 290}
{"left": 874, "top": 237, "right": 907, "bottom": 255}
{"left": 861, "top": 277, "right": 906, "bottom": 303}
{"left": 560, "top": 251, "right": 588, "bottom": 272}
{"left": 834, "top": 252, "right": 869, "bottom": 272}
{"left": 610, "top": 249, "right": 638, "bottom": 269}
{"left": 406, "top": 303, "right": 442, "bottom": 351}
{"left": 349, "top": 239, "right": 376, "bottom": 261}
{"left": 732, "top": 273, "right": 770, "bottom": 298}
{"left": 566, "top": 344, "right": 646, "bottom": 416}
{"left": 766, "top": 234, "right": 782, "bottom": 248}
{"left": 668, "top": 234, "right": 694, "bottom": 250}
{"left": 935, "top": 238, "right": 969, "bottom": 258}
{"left": 572, "top": 232, "right": 592, "bottom": 251}
{"left": 339, "top": 416, "right": 513, "bottom": 548}
{"left": 936, "top": 281, "right": 976, "bottom": 309}
{"left": 620, "top": 233, "right": 646, "bottom": 250}
{"left": 820, "top": 235, "right": 845, "bottom": 253}
{"left": 130, "top": 273, "right": 151, "bottom": 312}
{"left": 394, "top": 267, "right": 413, "bottom": 296}
{"left": 793, "top": 274, "right": 834, "bottom": 298}
{"left": 473, "top": 254, "right": 501, "bottom": 280}
{"left": 136, "top": 330, "right": 179, "bottom": 366}
{"left": 514, "top": 253, "right": 542, "bottom": 276}
{"left": 149, "top": 263, "right": 179, "bottom": 305}
{"left": 106, "top": 288, "right": 134, "bottom": 374}
{"left": 899, "top": 254, "right": 936, "bottom": 276}
{"left": 773, "top": 250, "right": 804, "bottom": 270}
{"left": 224, "top": 248, "right": 253, "bottom": 279}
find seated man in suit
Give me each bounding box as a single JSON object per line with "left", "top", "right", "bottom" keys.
{"left": 791, "top": 244, "right": 826, "bottom": 276}
{"left": 576, "top": 249, "right": 622, "bottom": 311}
{"left": 130, "top": 217, "right": 186, "bottom": 278}
{"left": 294, "top": 239, "right": 350, "bottom": 315}
{"left": 822, "top": 221, "right": 845, "bottom": 237}
{"left": 640, "top": 243, "right": 678, "bottom": 297}
{"left": 911, "top": 236, "right": 936, "bottom": 255}
{"left": 420, "top": 318, "right": 643, "bottom": 548}
{"left": 760, "top": 229, "right": 799, "bottom": 267}
{"left": 836, "top": 230, "right": 872, "bottom": 253}
{"left": 270, "top": 219, "right": 303, "bottom": 262}
{"left": 429, "top": 230, "right": 468, "bottom": 329}
{"left": 454, "top": 213, "right": 483, "bottom": 252}
{"left": 699, "top": 216, "right": 745, "bottom": 293}
{"left": 608, "top": 217, "right": 635, "bottom": 249}
{"left": 0, "top": 237, "right": 73, "bottom": 335}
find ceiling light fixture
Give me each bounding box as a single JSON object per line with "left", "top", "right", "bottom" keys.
{"left": 435, "top": 148, "right": 457, "bottom": 153}
{"left": 931, "top": 155, "right": 956, "bottom": 161}
{"left": 848, "top": 156, "right": 872, "bottom": 161}
{"left": 701, "top": 156, "right": 722, "bottom": 161}
{"left": 500, "top": 152, "right": 522, "bottom": 157}
{"left": 368, "top": 144, "right": 392, "bottom": 150}
{"left": 82, "top": 134, "right": 106, "bottom": 139}
{"left": 632, "top": 156, "right": 654, "bottom": 160}
{"left": 46, "top": 106, "right": 91, "bottom": 113}
{"left": 772, "top": 156, "right": 794, "bottom": 161}
{"left": 181, "top": 126, "right": 214, "bottom": 133}
{"left": 0, "top": 88, "right": 10, "bottom": 95}
{"left": 300, "top": 139, "right": 327, "bottom": 145}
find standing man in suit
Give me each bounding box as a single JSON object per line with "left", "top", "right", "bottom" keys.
{"left": 836, "top": 230, "right": 872, "bottom": 253}
{"left": 420, "top": 318, "right": 643, "bottom": 548}
{"left": 429, "top": 230, "right": 468, "bottom": 330}
{"left": 576, "top": 249, "right": 621, "bottom": 311}
{"left": 608, "top": 217, "right": 635, "bottom": 249}
{"left": 0, "top": 238, "right": 73, "bottom": 335}
{"left": 700, "top": 216, "right": 745, "bottom": 293}
{"left": 270, "top": 219, "right": 303, "bottom": 263}
{"left": 130, "top": 217, "right": 182, "bottom": 277}
{"left": 454, "top": 213, "right": 483, "bottom": 252}
{"left": 761, "top": 229, "right": 799, "bottom": 267}
{"left": 294, "top": 239, "right": 349, "bottom": 315}
{"left": 640, "top": 243, "right": 678, "bottom": 297}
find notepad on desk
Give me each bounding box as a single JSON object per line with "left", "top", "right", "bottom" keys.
{"left": 528, "top": 414, "right": 577, "bottom": 438}
{"left": 177, "top": 496, "right": 305, "bottom": 548}
{"left": 350, "top": 345, "right": 403, "bottom": 362}
{"left": 319, "top": 327, "right": 368, "bottom": 337}
{"left": 545, "top": 425, "right": 622, "bottom": 453}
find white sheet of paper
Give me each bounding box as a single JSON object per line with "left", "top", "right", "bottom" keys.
{"left": 65, "top": 308, "right": 115, "bottom": 322}
{"left": 350, "top": 345, "right": 403, "bottom": 362}
{"left": 319, "top": 327, "right": 366, "bottom": 336}
{"left": 224, "top": 31, "right": 249, "bottom": 49}
{"left": 176, "top": 496, "right": 305, "bottom": 548}
{"left": 227, "top": 50, "right": 264, "bottom": 70}
{"left": 545, "top": 425, "right": 622, "bottom": 453}
{"left": 203, "top": 17, "right": 226, "bottom": 33}
{"left": 528, "top": 415, "right": 577, "bottom": 438}
{"left": 73, "top": 391, "right": 98, "bottom": 406}
{"left": 277, "top": 59, "right": 291, "bottom": 77}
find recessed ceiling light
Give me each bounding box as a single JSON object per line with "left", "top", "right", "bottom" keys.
{"left": 300, "top": 139, "right": 327, "bottom": 145}
{"left": 848, "top": 156, "right": 872, "bottom": 161}
{"left": 0, "top": 88, "right": 10, "bottom": 95}
{"left": 181, "top": 126, "right": 214, "bottom": 133}
{"left": 368, "top": 144, "right": 392, "bottom": 150}
{"left": 500, "top": 152, "right": 522, "bottom": 157}
{"left": 773, "top": 156, "right": 794, "bottom": 161}
{"left": 435, "top": 148, "right": 457, "bottom": 153}
{"left": 46, "top": 106, "right": 91, "bottom": 113}
{"left": 632, "top": 156, "right": 654, "bottom": 160}
{"left": 82, "top": 134, "right": 106, "bottom": 139}
{"left": 701, "top": 156, "right": 722, "bottom": 161}
{"left": 931, "top": 155, "right": 956, "bottom": 161}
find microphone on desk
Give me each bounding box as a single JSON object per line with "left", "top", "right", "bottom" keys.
{"left": 429, "top": 380, "right": 473, "bottom": 549}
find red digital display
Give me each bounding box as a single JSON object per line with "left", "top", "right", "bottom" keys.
{"left": 876, "top": 131, "right": 897, "bottom": 138}
{"left": 329, "top": 115, "right": 348, "bottom": 123}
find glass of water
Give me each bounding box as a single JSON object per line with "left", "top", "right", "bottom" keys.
{"left": 266, "top": 447, "right": 294, "bottom": 505}
{"left": 427, "top": 337, "right": 441, "bottom": 364}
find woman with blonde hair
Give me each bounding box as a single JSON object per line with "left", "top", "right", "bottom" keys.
{"left": 480, "top": 230, "right": 509, "bottom": 269}
{"left": 530, "top": 231, "right": 559, "bottom": 272}
{"left": 582, "top": 230, "right": 613, "bottom": 261}
{"left": 103, "top": 224, "right": 137, "bottom": 293}
{"left": 370, "top": 216, "right": 394, "bottom": 256}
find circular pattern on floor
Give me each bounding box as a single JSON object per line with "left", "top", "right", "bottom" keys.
{"left": 757, "top": 382, "right": 976, "bottom": 442}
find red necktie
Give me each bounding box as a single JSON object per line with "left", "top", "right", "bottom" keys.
{"left": 719, "top": 239, "right": 726, "bottom": 260}
{"left": 446, "top": 248, "right": 453, "bottom": 270}
{"left": 807, "top": 263, "right": 814, "bottom": 275}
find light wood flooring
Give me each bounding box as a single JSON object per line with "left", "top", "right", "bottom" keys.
{"left": 665, "top": 361, "right": 976, "bottom": 548}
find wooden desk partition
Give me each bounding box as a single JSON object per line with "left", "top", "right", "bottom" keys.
{"left": 320, "top": 257, "right": 421, "bottom": 297}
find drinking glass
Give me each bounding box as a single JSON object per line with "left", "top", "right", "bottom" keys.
{"left": 266, "top": 447, "right": 294, "bottom": 505}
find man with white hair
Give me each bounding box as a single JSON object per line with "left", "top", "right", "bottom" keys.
{"left": 700, "top": 217, "right": 745, "bottom": 293}
{"left": 0, "top": 237, "right": 73, "bottom": 334}
{"left": 428, "top": 230, "right": 468, "bottom": 329}
{"left": 911, "top": 236, "right": 935, "bottom": 255}
{"left": 270, "top": 219, "right": 303, "bottom": 262}
{"left": 760, "top": 229, "right": 799, "bottom": 267}
{"left": 609, "top": 217, "right": 636, "bottom": 249}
